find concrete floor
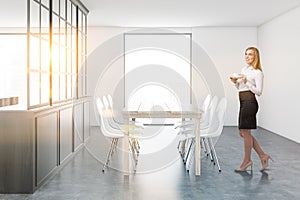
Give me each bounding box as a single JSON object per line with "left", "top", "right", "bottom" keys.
{"left": 1, "top": 126, "right": 300, "bottom": 200}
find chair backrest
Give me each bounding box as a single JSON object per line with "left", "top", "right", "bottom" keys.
{"left": 200, "top": 94, "right": 212, "bottom": 123}
{"left": 102, "top": 95, "right": 110, "bottom": 110}
{"left": 202, "top": 94, "right": 211, "bottom": 112}
{"left": 102, "top": 95, "right": 121, "bottom": 129}
{"left": 96, "top": 97, "right": 104, "bottom": 115}
{"left": 210, "top": 97, "right": 227, "bottom": 143}
{"left": 216, "top": 97, "right": 227, "bottom": 128}
{"left": 96, "top": 98, "right": 108, "bottom": 134}
{"left": 207, "top": 96, "right": 218, "bottom": 129}
{"left": 106, "top": 94, "right": 122, "bottom": 121}
{"left": 96, "top": 97, "right": 106, "bottom": 133}
{"left": 96, "top": 97, "right": 122, "bottom": 137}
{"left": 107, "top": 94, "right": 114, "bottom": 108}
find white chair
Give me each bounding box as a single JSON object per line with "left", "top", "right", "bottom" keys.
{"left": 96, "top": 97, "right": 125, "bottom": 173}
{"left": 107, "top": 94, "right": 144, "bottom": 128}
{"left": 104, "top": 95, "right": 145, "bottom": 154}
{"left": 184, "top": 97, "right": 227, "bottom": 172}
{"left": 200, "top": 94, "right": 212, "bottom": 128}
{"left": 175, "top": 96, "right": 218, "bottom": 163}
{"left": 103, "top": 95, "right": 144, "bottom": 155}
{"left": 174, "top": 94, "right": 213, "bottom": 162}
{"left": 174, "top": 94, "right": 211, "bottom": 129}
{"left": 101, "top": 95, "right": 150, "bottom": 171}
{"left": 199, "top": 95, "right": 219, "bottom": 159}
{"left": 103, "top": 95, "right": 144, "bottom": 130}
{"left": 200, "top": 97, "right": 227, "bottom": 172}
{"left": 96, "top": 97, "right": 144, "bottom": 173}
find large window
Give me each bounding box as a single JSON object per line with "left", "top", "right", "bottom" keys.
{"left": 0, "top": 0, "right": 27, "bottom": 109}
{"left": 0, "top": 35, "right": 27, "bottom": 108}
{"left": 28, "top": 0, "right": 88, "bottom": 109}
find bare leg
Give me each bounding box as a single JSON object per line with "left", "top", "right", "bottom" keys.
{"left": 241, "top": 129, "right": 253, "bottom": 165}
{"left": 252, "top": 136, "right": 265, "bottom": 159}
{"left": 252, "top": 135, "right": 274, "bottom": 171}
{"left": 235, "top": 129, "right": 254, "bottom": 171}
{"left": 239, "top": 130, "right": 265, "bottom": 158}
{"left": 239, "top": 129, "right": 269, "bottom": 171}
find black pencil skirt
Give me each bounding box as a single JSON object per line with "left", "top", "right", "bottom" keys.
{"left": 238, "top": 91, "right": 259, "bottom": 129}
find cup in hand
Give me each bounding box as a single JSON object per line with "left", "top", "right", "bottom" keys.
{"left": 232, "top": 73, "right": 239, "bottom": 78}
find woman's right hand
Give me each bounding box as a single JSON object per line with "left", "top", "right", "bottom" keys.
{"left": 230, "top": 77, "right": 238, "bottom": 83}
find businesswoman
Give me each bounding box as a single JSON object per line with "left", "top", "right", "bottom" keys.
{"left": 230, "top": 47, "right": 272, "bottom": 172}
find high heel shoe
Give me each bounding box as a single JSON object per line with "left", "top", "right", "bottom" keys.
{"left": 235, "top": 160, "right": 253, "bottom": 172}
{"left": 260, "top": 154, "right": 273, "bottom": 172}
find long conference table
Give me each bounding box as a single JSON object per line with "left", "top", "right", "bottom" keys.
{"left": 122, "top": 110, "right": 203, "bottom": 176}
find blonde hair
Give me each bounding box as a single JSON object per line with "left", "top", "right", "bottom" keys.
{"left": 245, "top": 47, "right": 262, "bottom": 71}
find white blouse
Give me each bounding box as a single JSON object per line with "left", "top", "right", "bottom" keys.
{"left": 235, "top": 66, "right": 264, "bottom": 96}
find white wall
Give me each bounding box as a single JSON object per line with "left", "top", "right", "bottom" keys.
{"left": 87, "top": 26, "right": 257, "bottom": 126}
{"left": 87, "top": 27, "right": 128, "bottom": 125}
{"left": 258, "top": 6, "right": 300, "bottom": 143}
{"left": 192, "top": 27, "right": 257, "bottom": 126}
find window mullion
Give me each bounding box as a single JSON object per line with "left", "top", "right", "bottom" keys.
{"left": 76, "top": 5, "right": 78, "bottom": 99}
{"left": 49, "top": 0, "right": 53, "bottom": 106}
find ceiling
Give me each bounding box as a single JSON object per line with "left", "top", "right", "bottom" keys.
{"left": 0, "top": 0, "right": 300, "bottom": 28}
{"left": 83, "top": 0, "right": 300, "bottom": 27}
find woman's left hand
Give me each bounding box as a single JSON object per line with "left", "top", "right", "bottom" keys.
{"left": 239, "top": 74, "right": 247, "bottom": 84}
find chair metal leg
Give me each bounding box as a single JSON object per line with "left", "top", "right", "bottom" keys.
{"left": 183, "top": 138, "right": 194, "bottom": 165}
{"left": 179, "top": 139, "right": 187, "bottom": 160}
{"left": 102, "top": 138, "right": 117, "bottom": 173}
{"left": 203, "top": 138, "right": 210, "bottom": 156}
{"left": 208, "top": 138, "right": 221, "bottom": 172}
{"left": 111, "top": 138, "right": 119, "bottom": 156}
{"left": 129, "top": 140, "right": 137, "bottom": 162}
{"left": 186, "top": 139, "right": 195, "bottom": 173}
{"left": 132, "top": 138, "right": 140, "bottom": 155}
{"left": 177, "top": 140, "right": 183, "bottom": 158}
{"left": 205, "top": 139, "right": 215, "bottom": 164}
{"left": 136, "top": 139, "right": 140, "bottom": 151}
{"left": 177, "top": 140, "right": 181, "bottom": 150}
{"left": 201, "top": 138, "right": 207, "bottom": 154}
{"left": 129, "top": 139, "right": 139, "bottom": 172}
{"left": 203, "top": 138, "right": 214, "bottom": 162}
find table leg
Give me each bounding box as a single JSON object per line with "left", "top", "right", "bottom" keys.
{"left": 124, "top": 118, "right": 136, "bottom": 178}
{"left": 195, "top": 119, "right": 201, "bottom": 176}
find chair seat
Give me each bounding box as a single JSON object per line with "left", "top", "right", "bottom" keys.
{"left": 119, "top": 124, "right": 143, "bottom": 131}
